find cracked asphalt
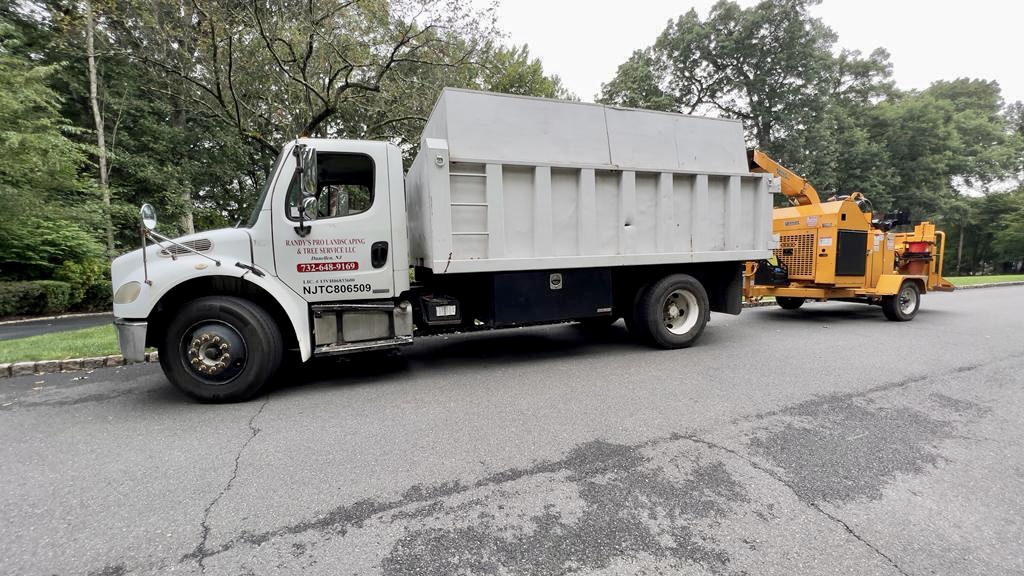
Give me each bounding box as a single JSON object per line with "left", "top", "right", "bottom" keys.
{"left": 1, "top": 285, "right": 1022, "bottom": 576}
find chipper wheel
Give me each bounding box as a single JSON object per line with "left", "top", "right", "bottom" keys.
{"left": 776, "top": 297, "right": 805, "bottom": 310}
{"left": 881, "top": 281, "right": 921, "bottom": 322}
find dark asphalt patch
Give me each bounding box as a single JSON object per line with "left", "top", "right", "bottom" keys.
{"left": 195, "top": 439, "right": 752, "bottom": 575}
{"left": 746, "top": 390, "right": 988, "bottom": 504}
{"left": 87, "top": 562, "right": 128, "bottom": 576}
{"left": 191, "top": 384, "right": 995, "bottom": 575}
{"left": 0, "top": 387, "right": 138, "bottom": 410}
{"left": 382, "top": 441, "right": 745, "bottom": 576}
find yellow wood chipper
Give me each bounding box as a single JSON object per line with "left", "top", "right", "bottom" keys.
{"left": 744, "top": 150, "right": 955, "bottom": 321}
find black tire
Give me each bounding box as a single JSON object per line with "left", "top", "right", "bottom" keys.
{"left": 634, "top": 274, "right": 709, "bottom": 349}
{"left": 776, "top": 297, "right": 805, "bottom": 310}
{"left": 881, "top": 281, "right": 920, "bottom": 322}
{"left": 159, "top": 296, "right": 283, "bottom": 402}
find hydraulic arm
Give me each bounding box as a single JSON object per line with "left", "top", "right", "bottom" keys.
{"left": 748, "top": 149, "right": 820, "bottom": 206}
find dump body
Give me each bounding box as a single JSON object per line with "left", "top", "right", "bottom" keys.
{"left": 406, "top": 89, "right": 774, "bottom": 274}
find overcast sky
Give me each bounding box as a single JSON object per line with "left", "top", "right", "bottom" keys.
{"left": 484, "top": 0, "right": 1024, "bottom": 106}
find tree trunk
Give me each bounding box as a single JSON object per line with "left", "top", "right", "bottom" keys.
{"left": 172, "top": 108, "right": 194, "bottom": 234}
{"left": 86, "top": 1, "right": 114, "bottom": 255}
{"left": 956, "top": 215, "right": 966, "bottom": 275}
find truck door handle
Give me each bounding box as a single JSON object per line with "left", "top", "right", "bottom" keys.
{"left": 371, "top": 241, "right": 389, "bottom": 268}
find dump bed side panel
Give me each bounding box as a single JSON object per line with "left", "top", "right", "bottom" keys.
{"left": 406, "top": 90, "right": 773, "bottom": 274}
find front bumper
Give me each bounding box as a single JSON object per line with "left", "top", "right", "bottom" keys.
{"left": 114, "top": 319, "right": 148, "bottom": 363}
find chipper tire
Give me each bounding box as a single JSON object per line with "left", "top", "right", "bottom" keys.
{"left": 160, "top": 296, "right": 282, "bottom": 403}
{"left": 881, "top": 281, "right": 921, "bottom": 322}
{"left": 634, "top": 274, "right": 709, "bottom": 349}
{"left": 776, "top": 297, "right": 805, "bottom": 310}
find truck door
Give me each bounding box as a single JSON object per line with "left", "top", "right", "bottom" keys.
{"left": 272, "top": 143, "right": 395, "bottom": 301}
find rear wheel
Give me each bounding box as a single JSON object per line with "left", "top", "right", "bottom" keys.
{"left": 881, "top": 281, "right": 920, "bottom": 321}
{"left": 634, "top": 274, "right": 709, "bottom": 349}
{"left": 160, "top": 296, "right": 282, "bottom": 402}
{"left": 776, "top": 297, "right": 805, "bottom": 310}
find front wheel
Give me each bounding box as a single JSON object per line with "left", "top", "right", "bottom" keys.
{"left": 160, "top": 296, "right": 283, "bottom": 402}
{"left": 881, "top": 281, "right": 920, "bottom": 322}
{"left": 634, "top": 274, "right": 709, "bottom": 349}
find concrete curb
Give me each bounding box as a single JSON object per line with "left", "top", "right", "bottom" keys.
{"left": 0, "top": 311, "right": 110, "bottom": 327}
{"left": 953, "top": 281, "right": 1024, "bottom": 290}
{"left": 739, "top": 280, "right": 1022, "bottom": 310}
{"left": 1, "top": 282, "right": 1020, "bottom": 378}
{"left": 0, "top": 352, "right": 158, "bottom": 379}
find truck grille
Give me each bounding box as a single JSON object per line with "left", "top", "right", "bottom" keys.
{"left": 773, "top": 233, "right": 815, "bottom": 279}
{"left": 159, "top": 238, "right": 212, "bottom": 257}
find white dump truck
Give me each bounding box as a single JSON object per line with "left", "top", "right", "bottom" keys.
{"left": 111, "top": 89, "right": 775, "bottom": 401}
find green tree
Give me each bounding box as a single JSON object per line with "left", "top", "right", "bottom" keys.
{"left": 0, "top": 9, "right": 103, "bottom": 281}
{"left": 597, "top": 0, "right": 895, "bottom": 203}
{"left": 599, "top": 48, "right": 675, "bottom": 111}
{"left": 992, "top": 188, "right": 1024, "bottom": 270}
{"left": 600, "top": 1, "right": 843, "bottom": 147}
{"left": 479, "top": 44, "right": 572, "bottom": 99}
{"left": 107, "top": 0, "right": 495, "bottom": 151}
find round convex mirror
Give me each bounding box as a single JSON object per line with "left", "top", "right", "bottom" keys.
{"left": 301, "top": 196, "right": 318, "bottom": 220}
{"left": 140, "top": 203, "right": 157, "bottom": 231}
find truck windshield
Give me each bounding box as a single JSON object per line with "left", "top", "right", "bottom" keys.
{"left": 243, "top": 148, "right": 288, "bottom": 228}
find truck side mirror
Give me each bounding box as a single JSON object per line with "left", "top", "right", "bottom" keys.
{"left": 296, "top": 144, "right": 317, "bottom": 198}
{"left": 139, "top": 203, "right": 157, "bottom": 231}
{"left": 292, "top": 144, "right": 318, "bottom": 237}
{"left": 301, "top": 196, "right": 318, "bottom": 221}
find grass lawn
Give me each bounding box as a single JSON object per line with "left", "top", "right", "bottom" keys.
{"left": 946, "top": 274, "right": 1024, "bottom": 287}
{"left": 0, "top": 325, "right": 123, "bottom": 364}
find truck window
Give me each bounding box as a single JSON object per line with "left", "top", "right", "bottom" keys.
{"left": 244, "top": 147, "right": 288, "bottom": 227}
{"left": 286, "top": 152, "right": 374, "bottom": 220}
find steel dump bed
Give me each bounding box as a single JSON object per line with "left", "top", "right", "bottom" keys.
{"left": 406, "top": 89, "right": 774, "bottom": 274}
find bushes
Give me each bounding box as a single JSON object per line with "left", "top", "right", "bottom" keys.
{"left": 0, "top": 280, "right": 73, "bottom": 317}
{"left": 0, "top": 257, "right": 110, "bottom": 317}
{"left": 81, "top": 279, "right": 112, "bottom": 311}
{"left": 0, "top": 273, "right": 110, "bottom": 317}
{"left": 54, "top": 258, "right": 107, "bottom": 307}
{"left": 0, "top": 277, "right": 110, "bottom": 317}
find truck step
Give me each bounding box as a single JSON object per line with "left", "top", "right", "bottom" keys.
{"left": 313, "top": 336, "right": 413, "bottom": 357}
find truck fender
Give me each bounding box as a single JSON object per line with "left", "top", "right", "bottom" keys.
{"left": 238, "top": 271, "right": 313, "bottom": 361}
{"left": 875, "top": 274, "right": 927, "bottom": 296}
{"left": 130, "top": 261, "right": 312, "bottom": 362}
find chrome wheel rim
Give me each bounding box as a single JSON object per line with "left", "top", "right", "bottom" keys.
{"left": 181, "top": 321, "right": 247, "bottom": 384}
{"left": 663, "top": 289, "right": 699, "bottom": 335}
{"left": 898, "top": 286, "right": 918, "bottom": 315}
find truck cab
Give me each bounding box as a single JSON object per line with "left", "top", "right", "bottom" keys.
{"left": 112, "top": 139, "right": 413, "bottom": 402}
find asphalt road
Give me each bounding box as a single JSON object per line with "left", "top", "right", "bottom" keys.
{"left": 0, "top": 313, "right": 112, "bottom": 341}
{"left": 1, "top": 286, "right": 1022, "bottom": 576}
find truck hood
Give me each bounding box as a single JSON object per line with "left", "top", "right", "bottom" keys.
{"left": 112, "top": 227, "right": 254, "bottom": 289}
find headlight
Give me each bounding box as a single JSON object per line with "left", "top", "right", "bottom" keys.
{"left": 113, "top": 281, "right": 142, "bottom": 304}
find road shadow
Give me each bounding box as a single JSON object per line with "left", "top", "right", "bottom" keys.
{"left": 757, "top": 303, "right": 954, "bottom": 323}
{"left": 267, "top": 322, "right": 648, "bottom": 398}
